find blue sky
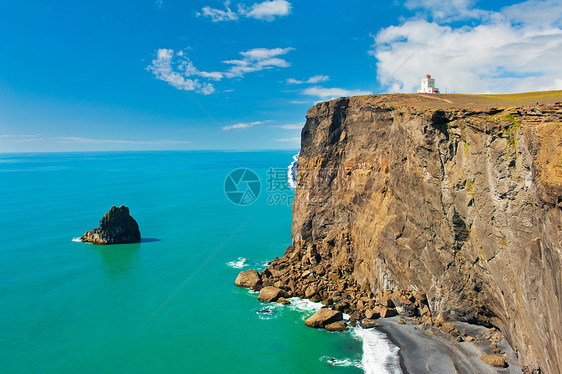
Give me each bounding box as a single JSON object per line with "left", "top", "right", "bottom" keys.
{"left": 1, "top": 0, "right": 561, "bottom": 152}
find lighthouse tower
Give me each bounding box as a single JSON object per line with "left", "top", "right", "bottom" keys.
{"left": 417, "top": 74, "right": 439, "bottom": 93}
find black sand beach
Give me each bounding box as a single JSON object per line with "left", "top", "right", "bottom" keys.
{"left": 375, "top": 317, "right": 522, "bottom": 374}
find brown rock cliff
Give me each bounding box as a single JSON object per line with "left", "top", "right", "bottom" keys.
{"left": 287, "top": 94, "right": 561, "bottom": 373}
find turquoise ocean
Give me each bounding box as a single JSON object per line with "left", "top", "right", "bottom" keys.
{"left": 0, "top": 151, "right": 400, "bottom": 374}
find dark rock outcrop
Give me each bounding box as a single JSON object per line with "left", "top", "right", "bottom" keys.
{"left": 81, "top": 205, "right": 141, "bottom": 244}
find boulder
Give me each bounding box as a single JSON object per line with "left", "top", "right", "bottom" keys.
{"left": 333, "top": 301, "right": 350, "bottom": 312}
{"left": 304, "top": 285, "right": 318, "bottom": 299}
{"left": 81, "top": 205, "right": 140, "bottom": 244}
{"left": 360, "top": 319, "right": 380, "bottom": 329}
{"left": 325, "top": 320, "right": 348, "bottom": 332}
{"left": 480, "top": 354, "right": 508, "bottom": 368}
{"left": 378, "top": 295, "right": 395, "bottom": 308}
{"left": 392, "top": 295, "right": 417, "bottom": 317}
{"left": 277, "top": 297, "right": 291, "bottom": 305}
{"left": 365, "top": 309, "right": 380, "bottom": 319}
{"left": 258, "top": 287, "right": 285, "bottom": 303}
{"left": 235, "top": 269, "right": 261, "bottom": 288}
{"left": 349, "top": 310, "right": 364, "bottom": 321}
{"left": 379, "top": 307, "right": 398, "bottom": 318}
{"left": 440, "top": 322, "right": 455, "bottom": 334}
{"left": 305, "top": 309, "right": 343, "bottom": 328}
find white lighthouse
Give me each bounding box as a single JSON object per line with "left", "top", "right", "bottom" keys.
{"left": 417, "top": 74, "right": 440, "bottom": 93}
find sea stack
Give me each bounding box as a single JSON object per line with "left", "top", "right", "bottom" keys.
{"left": 81, "top": 205, "right": 141, "bottom": 244}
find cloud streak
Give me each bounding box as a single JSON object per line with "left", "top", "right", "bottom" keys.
{"left": 271, "top": 123, "right": 303, "bottom": 129}
{"left": 302, "top": 86, "right": 371, "bottom": 100}
{"left": 0, "top": 134, "right": 42, "bottom": 142}
{"left": 287, "top": 75, "right": 329, "bottom": 84}
{"left": 222, "top": 120, "right": 269, "bottom": 130}
{"left": 198, "top": 1, "right": 238, "bottom": 22}
{"left": 55, "top": 137, "right": 191, "bottom": 145}
{"left": 223, "top": 47, "right": 294, "bottom": 78}
{"left": 275, "top": 137, "right": 300, "bottom": 143}
{"left": 198, "top": 1, "right": 291, "bottom": 22}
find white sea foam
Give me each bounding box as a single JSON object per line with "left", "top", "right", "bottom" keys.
{"left": 261, "top": 294, "right": 401, "bottom": 374}
{"left": 320, "top": 356, "right": 363, "bottom": 369}
{"left": 254, "top": 305, "right": 281, "bottom": 320}
{"left": 287, "top": 297, "right": 324, "bottom": 319}
{"left": 287, "top": 153, "right": 298, "bottom": 188}
{"left": 71, "top": 237, "right": 82, "bottom": 242}
{"left": 352, "top": 326, "right": 402, "bottom": 374}
{"left": 227, "top": 257, "right": 247, "bottom": 269}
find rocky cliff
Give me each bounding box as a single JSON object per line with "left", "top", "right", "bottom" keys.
{"left": 82, "top": 205, "right": 141, "bottom": 244}
{"left": 270, "top": 93, "right": 561, "bottom": 373}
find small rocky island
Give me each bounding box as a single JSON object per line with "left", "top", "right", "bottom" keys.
{"left": 81, "top": 205, "right": 141, "bottom": 244}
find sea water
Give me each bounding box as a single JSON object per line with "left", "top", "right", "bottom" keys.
{"left": 0, "top": 151, "right": 400, "bottom": 374}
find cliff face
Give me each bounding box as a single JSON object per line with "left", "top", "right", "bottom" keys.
{"left": 291, "top": 95, "right": 561, "bottom": 373}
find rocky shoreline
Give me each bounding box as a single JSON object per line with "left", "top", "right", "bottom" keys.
{"left": 235, "top": 263, "right": 514, "bottom": 370}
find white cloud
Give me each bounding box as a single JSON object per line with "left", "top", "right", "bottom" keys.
{"left": 147, "top": 48, "right": 216, "bottom": 94}
{"left": 198, "top": 0, "right": 291, "bottom": 22}
{"left": 223, "top": 47, "right": 293, "bottom": 78}
{"left": 371, "top": 0, "right": 562, "bottom": 94}
{"left": 404, "top": 0, "right": 486, "bottom": 21}
{"left": 55, "top": 137, "right": 191, "bottom": 145}
{"left": 302, "top": 86, "right": 371, "bottom": 100}
{"left": 155, "top": 0, "right": 163, "bottom": 9}
{"left": 197, "top": 1, "right": 239, "bottom": 22}
{"left": 287, "top": 75, "right": 330, "bottom": 84}
{"left": 271, "top": 123, "right": 303, "bottom": 129}
{"left": 147, "top": 47, "right": 293, "bottom": 93}
{"left": 241, "top": 0, "right": 291, "bottom": 21}
{"left": 502, "top": 0, "right": 562, "bottom": 27}
{"left": 222, "top": 120, "right": 269, "bottom": 130}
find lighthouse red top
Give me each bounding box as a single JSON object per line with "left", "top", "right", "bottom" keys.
{"left": 426, "top": 74, "right": 431, "bottom": 78}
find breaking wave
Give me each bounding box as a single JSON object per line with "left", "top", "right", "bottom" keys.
{"left": 287, "top": 153, "right": 298, "bottom": 188}
{"left": 226, "top": 257, "right": 247, "bottom": 269}
{"left": 352, "top": 326, "right": 402, "bottom": 374}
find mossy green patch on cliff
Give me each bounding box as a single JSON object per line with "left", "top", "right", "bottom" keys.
{"left": 503, "top": 114, "right": 520, "bottom": 151}
{"left": 466, "top": 178, "right": 476, "bottom": 195}
{"left": 502, "top": 114, "right": 521, "bottom": 174}
{"left": 484, "top": 112, "right": 522, "bottom": 173}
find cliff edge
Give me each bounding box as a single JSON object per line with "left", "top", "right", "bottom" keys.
{"left": 271, "top": 92, "right": 561, "bottom": 373}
